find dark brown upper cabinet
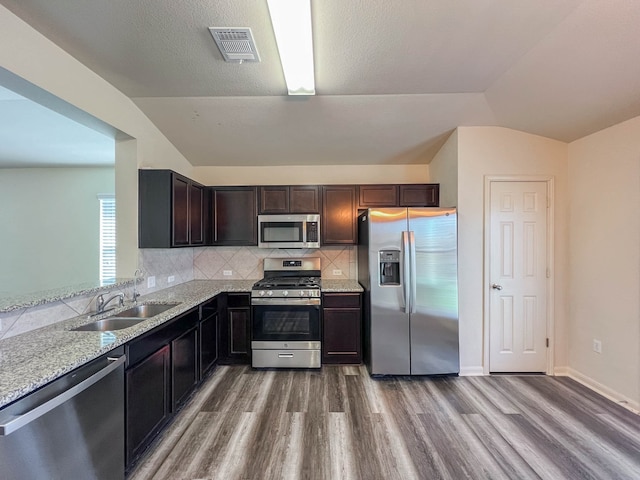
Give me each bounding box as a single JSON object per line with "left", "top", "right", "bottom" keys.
{"left": 357, "top": 184, "right": 440, "bottom": 209}
{"left": 259, "top": 185, "right": 320, "bottom": 214}
{"left": 358, "top": 185, "right": 399, "bottom": 208}
{"left": 399, "top": 184, "right": 439, "bottom": 206}
{"left": 321, "top": 185, "right": 357, "bottom": 245}
{"left": 211, "top": 187, "right": 257, "bottom": 245}
{"left": 139, "top": 170, "right": 206, "bottom": 248}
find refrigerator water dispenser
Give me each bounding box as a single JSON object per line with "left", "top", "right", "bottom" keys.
{"left": 379, "top": 250, "right": 400, "bottom": 285}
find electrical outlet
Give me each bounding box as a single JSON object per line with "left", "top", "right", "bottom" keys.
{"left": 168, "top": 275, "right": 175, "bottom": 283}
{"left": 333, "top": 269, "right": 342, "bottom": 276}
{"left": 223, "top": 270, "right": 232, "bottom": 276}
{"left": 147, "top": 276, "right": 156, "bottom": 288}
{"left": 593, "top": 339, "right": 602, "bottom": 354}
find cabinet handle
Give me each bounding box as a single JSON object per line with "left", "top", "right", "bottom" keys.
{"left": 278, "top": 353, "right": 294, "bottom": 358}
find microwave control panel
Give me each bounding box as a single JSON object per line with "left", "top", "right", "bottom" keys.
{"left": 307, "top": 222, "right": 319, "bottom": 242}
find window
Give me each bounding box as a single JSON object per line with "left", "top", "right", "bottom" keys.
{"left": 98, "top": 195, "right": 116, "bottom": 284}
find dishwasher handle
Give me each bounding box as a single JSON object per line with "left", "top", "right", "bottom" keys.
{"left": 0, "top": 355, "right": 126, "bottom": 436}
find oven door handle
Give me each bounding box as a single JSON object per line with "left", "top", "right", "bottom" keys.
{"left": 251, "top": 298, "right": 321, "bottom": 306}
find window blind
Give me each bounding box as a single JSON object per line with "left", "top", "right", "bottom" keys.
{"left": 98, "top": 195, "right": 116, "bottom": 284}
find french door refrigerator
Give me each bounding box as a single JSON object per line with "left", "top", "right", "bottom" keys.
{"left": 358, "top": 207, "right": 459, "bottom": 375}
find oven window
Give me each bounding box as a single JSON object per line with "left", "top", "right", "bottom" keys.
{"left": 263, "top": 311, "right": 309, "bottom": 334}
{"left": 261, "top": 222, "right": 303, "bottom": 243}
{"left": 253, "top": 304, "right": 320, "bottom": 341}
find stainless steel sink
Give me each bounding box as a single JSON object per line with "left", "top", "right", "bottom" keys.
{"left": 111, "top": 303, "right": 178, "bottom": 319}
{"left": 71, "top": 318, "right": 147, "bottom": 331}
{"left": 71, "top": 303, "right": 179, "bottom": 331}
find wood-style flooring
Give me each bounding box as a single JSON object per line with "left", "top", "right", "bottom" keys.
{"left": 128, "top": 365, "right": 640, "bottom": 480}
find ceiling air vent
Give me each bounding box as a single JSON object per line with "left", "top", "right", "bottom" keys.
{"left": 208, "top": 27, "right": 260, "bottom": 63}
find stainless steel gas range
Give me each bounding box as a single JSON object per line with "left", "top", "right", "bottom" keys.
{"left": 251, "top": 257, "right": 322, "bottom": 368}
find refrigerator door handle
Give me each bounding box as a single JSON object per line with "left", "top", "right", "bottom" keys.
{"left": 402, "top": 231, "right": 411, "bottom": 313}
{"left": 409, "top": 231, "right": 417, "bottom": 314}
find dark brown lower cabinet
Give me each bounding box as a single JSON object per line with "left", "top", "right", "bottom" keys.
{"left": 199, "top": 299, "right": 219, "bottom": 379}
{"left": 322, "top": 293, "right": 362, "bottom": 364}
{"left": 125, "top": 308, "right": 199, "bottom": 470}
{"left": 125, "top": 345, "right": 170, "bottom": 465}
{"left": 219, "top": 293, "right": 251, "bottom": 364}
{"left": 171, "top": 326, "right": 198, "bottom": 410}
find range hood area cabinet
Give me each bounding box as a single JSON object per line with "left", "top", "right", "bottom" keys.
{"left": 259, "top": 185, "right": 320, "bottom": 214}
{"left": 139, "top": 170, "right": 207, "bottom": 248}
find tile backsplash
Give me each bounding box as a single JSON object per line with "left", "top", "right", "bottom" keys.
{"left": 138, "top": 245, "right": 356, "bottom": 295}
{"left": 0, "top": 245, "right": 356, "bottom": 339}
{"left": 0, "top": 285, "right": 130, "bottom": 340}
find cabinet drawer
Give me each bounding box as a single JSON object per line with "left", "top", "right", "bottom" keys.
{"left": 322, "top": 293, "right": 361, "bottom": 308}
{"left": 126, "top": 308, "right": 198, "bottom": 367}
{"left": 226, "top": 293, "right": 250, "bottom": 308}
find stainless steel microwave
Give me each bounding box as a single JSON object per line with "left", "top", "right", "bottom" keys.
{"left": 257, "top": 214, "right": 320, "bottom": 249}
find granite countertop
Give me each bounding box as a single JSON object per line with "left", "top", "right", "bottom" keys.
{"left": 320, "top": 279, "right": 363, "bottom": 293}
{"left": 0, "top": 280, "right": 254, "bottom": 409}
{"left": 0, "top": 278, "right": 362, "bottom": 409}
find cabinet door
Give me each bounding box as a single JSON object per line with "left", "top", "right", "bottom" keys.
{"left": 189, "top": 183, "right": 205, "bottom": 245}
{"left": 199, "top": 310, "right": 218, "bottom": 379}
{"left": 322, "top": 308, "right": 362, "bottom": 364}
{"left": 399, "top": 184, "right": 439, "bottom": 207}
{"left": 322, "top": 293, "right": 362, "bottom": 364}
{"left": 228, "top": 307, "right": 250, "bottom": 361}
{"left": 358, "top": 185, "right": 398, "bottom": 208}
{"left": 259, "top": 186, "right": 289, "bottom": 214}
{"left": 290, "top": 185, "right": 320, "bottom": 213}
{"left": 219, "top": 293, "right": 251, "bottom": 364}
{"left": 172, "top": 326, "right": 198, "bottom": 410}
{"left": 172, "top": 175, "right": 190, "bottom": 246}
{"left": 126, "top": 345, "right": 170, "bottom": 465}
{"left": 212, "top": 187, "right": 257, "bottom": 245}
{"left": 321, "top": 185, "right": 357, "bottom": 245}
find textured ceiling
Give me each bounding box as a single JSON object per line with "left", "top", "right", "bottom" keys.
{"left": 2, "top": 0, "right": 640, "bottom": 166}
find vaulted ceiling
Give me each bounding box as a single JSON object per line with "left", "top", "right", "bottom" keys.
{"left": 2, "top": 0, "right": 640, "bottom": 166}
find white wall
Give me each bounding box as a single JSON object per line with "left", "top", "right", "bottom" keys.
{"left": 455, "top": 127, "right": 569, "bottom": 374}
{"left": 0, "top": 5, "right": 194, "bottom": 278}
{"left": 0, "top": 167, "right": 113, "bottom": 294}
{"left": 567, "top": 116, "right": 640, "bottom": 409}
{"left": 429, "top": 130, "right": 458, "bottom": 207}
{"left": 194, "top": 164, "right": 429, "bottom": 186}
{"left": 0, "top": 6, "right": 192, "bottom": 175}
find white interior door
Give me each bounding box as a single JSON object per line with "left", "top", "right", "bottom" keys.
{"left": 489, "top": 181, "right": 548, "bottom": 372}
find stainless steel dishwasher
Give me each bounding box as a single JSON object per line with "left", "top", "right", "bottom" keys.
{"left": 0, "top": 347, "right": 126, "bottom": 480}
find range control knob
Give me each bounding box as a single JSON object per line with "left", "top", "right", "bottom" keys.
{"left": 267, "top": 291, "right": 273, "bottom": 296}
{"left": 283, "top": 290, "right": 289, "bottom": 296}
{"left": 300, "top": 290, "right": 305, "bottom": 297}
{"left": 259, "top": 290, "right": 265, "bottom": 296}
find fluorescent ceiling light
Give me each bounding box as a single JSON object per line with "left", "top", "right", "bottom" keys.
{"left": 267, "top": 0, "right": 315, "bottom": 95}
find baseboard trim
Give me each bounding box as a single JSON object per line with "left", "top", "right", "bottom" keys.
{"left": 553, "top": 366, "right": 570, "bottom": 376}
{"left": 459, "top": 366, "right": 485, "bottom": 376}
{"left": 565, "top": 367, "right": 639, "bottom": 414}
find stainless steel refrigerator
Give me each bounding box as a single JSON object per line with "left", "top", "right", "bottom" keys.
{"left": 358, "top": 207, "right": 459, "bottom": 375}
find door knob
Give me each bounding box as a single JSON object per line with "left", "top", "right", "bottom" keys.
{"left": 491, "top": 284, "right": 503, "bottom": 290}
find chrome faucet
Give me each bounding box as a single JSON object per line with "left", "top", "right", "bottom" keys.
{"left": 96, "top": 292, "right": 125, "bottom": 315}
{"left": 133, "top": 269, "right": 143, "bottom": 304}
